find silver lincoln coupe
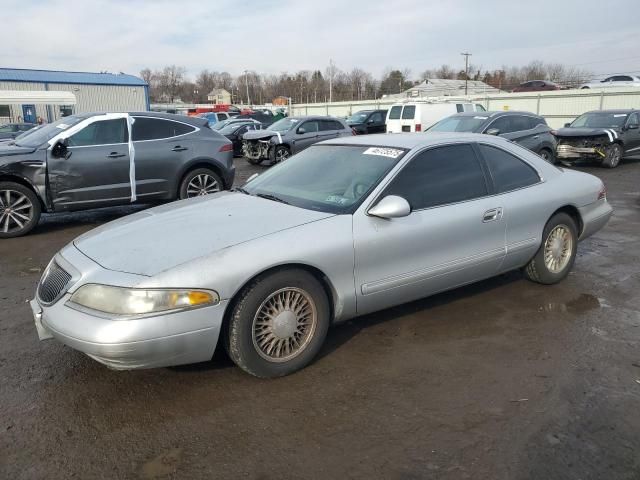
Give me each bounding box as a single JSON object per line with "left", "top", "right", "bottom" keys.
{"left": 31, "top": 133, "right": 612, "bottom": 378}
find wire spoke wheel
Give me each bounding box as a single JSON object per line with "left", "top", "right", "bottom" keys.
{"left": 543, "top": 224, "right": 573, "bottom": 273}
{"left": 0, "top": 189, "right": 34, "bottom": 234}
{"left": 186, "top": 173, "right": 220, "bottom": 198}
{"left": 252, "top": 287, "right": 317, "bottom": 363}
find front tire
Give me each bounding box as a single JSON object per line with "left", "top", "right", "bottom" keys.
{"left": 538, "top": 148, "right": 555, "bottom": 164}
{"left": 224, "top": 269, "right": 330, "bottom": 378}
{"left": 179, "top": 168, "right": 223, "bottom": 199}
{"left": 524, "top": 212, "right": 578, "bottom": 285}
{"left": 601, "top": 143, "right": 623, "bottom": 168}
{"left": 0, "top": 182, "right": 41, "bottom": 238}
{"left": 272, "top": 145, "right": 291, "bottom": 164}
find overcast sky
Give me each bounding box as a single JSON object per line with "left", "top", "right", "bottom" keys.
{"left": 6, "top": 0, "right": 639, "bottom": 80}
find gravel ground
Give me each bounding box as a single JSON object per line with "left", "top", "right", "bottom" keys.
{"left": 1, "top": 155, "right": 639, "bottom": 480}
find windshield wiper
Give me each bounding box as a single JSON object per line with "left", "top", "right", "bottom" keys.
{"left": 232, "top": 186, "right": 251, "bottom": 195}
{"left": 256, "top": 193, "right": 290, "bottom": 205}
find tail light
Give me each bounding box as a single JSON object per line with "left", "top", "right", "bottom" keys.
{"left": 219, "top": 143, "right": 233, "bottom": 153}
{"left": 415, "top": 124, "right": 422, "bottom": 132}
{"left": 352, "top": 128, "right": 357, "bottom": 136}
{"left": 597, "top": 184, "right": 607, "bottom": 200}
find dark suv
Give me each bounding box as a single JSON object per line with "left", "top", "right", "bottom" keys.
{"left": 346, "top": 109, "right": 387, "bottom": 134}
{"left": 0, "top": 112, "right": 234, "bottom": 237}
{"left": 428, "top": 111, "right": 557, "bottom": 162}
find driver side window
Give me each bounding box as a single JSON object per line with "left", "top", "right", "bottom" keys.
{"left": 68, "top": 119, "right": 128, "bottom": 147}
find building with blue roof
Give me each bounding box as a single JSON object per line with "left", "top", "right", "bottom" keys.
{"left": 0, "top": 68, "right": 149, "bottom": 124}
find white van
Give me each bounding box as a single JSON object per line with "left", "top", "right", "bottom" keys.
{"left": 385, "top": 102, "right": 486, "bottom": 133}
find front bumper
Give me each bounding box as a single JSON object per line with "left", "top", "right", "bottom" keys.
{"left": 556, "top": 144, "right": 605, "bottom": 160}
{"left": 31, "top": 247, "right": 228, "bottom": 370}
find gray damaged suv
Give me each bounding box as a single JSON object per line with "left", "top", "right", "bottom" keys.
{"left": 0, "top": 112, "right": 235, "bottom": 238}
{"left": 242, "top": 116, "right": 353, "bottom": 164}
{"left": 429, "top": 111, "right": 557, "bottom": 163}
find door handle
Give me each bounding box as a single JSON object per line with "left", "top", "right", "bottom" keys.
{"left": 107, "top": 152, "right": 126, "bottom": 158}
{"left": 483, "top": 207, "right": 503, "bottom": 223}
{"left": 172, "top": 146, "right": 188, "bottom": 152}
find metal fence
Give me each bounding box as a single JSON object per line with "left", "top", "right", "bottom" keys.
{"left": 290, "top": 88, "right": 640, "bottom": 128}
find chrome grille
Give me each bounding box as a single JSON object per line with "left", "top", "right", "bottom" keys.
{"left": 37, "top": 262, "right": 72, "bottom": 305}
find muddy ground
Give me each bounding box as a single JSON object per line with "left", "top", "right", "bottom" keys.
{"left": 1, "top": 156, "right": 639, "bottom": 480}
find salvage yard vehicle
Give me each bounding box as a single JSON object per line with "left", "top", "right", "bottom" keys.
{"left": 429, "top": 111, "right": 557, "bottom": 162}
{"left": 212, "top": 118, "right": 261, "bottom": 131}
{"left": 579, "top": 75, "right": 640, "bottom": 89}
{"left": 0, "top": 112, "right": 234, "bottom": 238}
{"left": 512, "top": 80, "right": 561, "bottom": 92}
{"left": 347, "top": 109, "right": 387, "bottom": 134}
{"left": 385, "top": 101, "right": 486, "bottom": 133}
{"left": 553, "top": 109, "right": 640, "bottom": 168}
{"left": 242, "top": 115, "right": 352, "bottom": 164}
{"left": 31, "top": 133, "right": 612, "bottom": 378}
{"left": 219, "top": 121, "right": 262, "bottom": 156}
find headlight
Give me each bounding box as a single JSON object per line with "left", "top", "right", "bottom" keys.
{"left": 69, "top": 284, "right": 219, "bottom": 316}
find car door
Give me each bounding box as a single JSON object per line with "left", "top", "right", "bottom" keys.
{"left": 475, "top": 143, "right": 545, "bottom": 270}
{"left": 317, "top": 120, "right": 339, "bottom": 142}
{"left": 290, "top": 120, "right": 319, "bottom": 153}
{"left": 624, "top": 112, "right": 640, "bottom": 154}
{"left": 367, "top": 112, "right": 386, "bottom": 133}
{"left": 48, "top": 117, "right": 131, "bottom": 210}
{"left": 352, "top": 143, "right": 506, "bottom": 315}
{"left": 131, "top": 116, "right": 197, "bottom": 200}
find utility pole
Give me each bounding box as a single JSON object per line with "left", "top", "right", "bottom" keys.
{"left": 461, "top": 52, "right": 472, "bottom": 95}
{"left": 244, "top": 70, "right": 251, "bottom": 106}
{"left": 328, "top": 59, "right": 335, "bottom": 103}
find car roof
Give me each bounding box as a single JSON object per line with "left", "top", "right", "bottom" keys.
{"left": 289, "top": 115, "right": 345, "bottom": 121}
{"left": 582, "top": 109, "right": 636, "bottom": 114}
{"left": 74, "top": 111, "right": 208, "bottom": 127}
{"left": 451, "top": 110, "right": 542, "bottom": 118}
{"left": 321, "top": 132, "right": 512, "bottom": 150}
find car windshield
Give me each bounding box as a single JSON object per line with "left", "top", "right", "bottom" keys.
{"left": 268, "top": 118, "right": 299, "bottom": 133}
{"left": 429, "top": 115, "right": 488, "bottom": 132}
{"left": 571, "top": 112, "right": 628, "bottom": 128}
{"left": 347, "top": 112, "right": 370, "bottom": 123}
{"left": 14, "top": 116, "right": 83, "bottom": 148}
{"left": 219, "top": 123, "right": 249, "bottom": 135}
{"left": 243, "top": 145, "right": 406, "bottom": 214}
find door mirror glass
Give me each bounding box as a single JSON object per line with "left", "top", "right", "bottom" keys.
{"left": 368, "top": 195, "right": 411, "bottom": 219}
{"left": 564, "top": 122, "right": 572, "bottom": 128}
{"left": 367, "top": 118, "right": 375, "bottom": 124}
{"left": 627, "top": 123, "right": 639, "bottom": 130}
{"left": 51, "top": 138, "right": 69, "bottom": 158}
{"left": 297, "top": 127, "right": 306, "bottom": 134}
{"left": 485, "top": 128, "right": 500, "bottom": 136}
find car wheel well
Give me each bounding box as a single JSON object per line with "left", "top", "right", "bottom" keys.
{"left": 221, "top": 264, "right": 337, "bottom": 346}
{"left": 551, "top": 205, "right": 583, "bottom": 236}
{"left": 178, "top": 162, "right": 226, "bottom": 195}
{"left": 0, "top": 174, "right": 45, "bottom": 210}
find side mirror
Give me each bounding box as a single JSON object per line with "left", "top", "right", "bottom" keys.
{"left": 51, "top": 138, "right": 69, "bottom": 159}
{"left": 564, "top": 122, "right": 572, "bottom": 128}
{"left": 368, "top": 195, "right": 411, "bottom": 219}
{"left": 297, "top": 127, "right": 306, "bottom": 134}
{"left": 627, "top": 123, "right": 639, "bottom": 130}
{"left": 367, "top": 119, "right": 375, "bottom": 124}
{"left": 485, "top": 128, "right": 500, "bottom": 136}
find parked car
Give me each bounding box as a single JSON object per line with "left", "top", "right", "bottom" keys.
{"left": 219, "top": 121, "right": 262, "bottom": 156}
{"left": 386, "top": 101, "right": 486, "bottom": 133}
{"left": 0, "top": 122, "right": 36, "bottom": 140}
{"left": 553, "top": 109, "right": 640, "bottom": 168}
{"left": 235, "top": 110, "right": 284, "bottom": 126}
{"left": 346, "top": 109, "right": 387, "bottom": 134}
{"left": 512, "top": 80, "right": 561, "bottom": 92}
{"left": 0, "top": 112, "right": 234, "bottom": 238}
{"left": 580, "top": 75, "right": 640, "bottom": 89}
{"left": 212, "top": 118, "right": 261, "bottom": 131}
{"left": 242, "top": 116, "right": 352, "bottom": 164}
{"left": 428, "top": 111, "right": 557, "bottom": 162}
{"left": 31, "top": 133, "right": 612, "bottom": 377}
{"left": 198, "top": 112, "right": 231, "bottom": 127}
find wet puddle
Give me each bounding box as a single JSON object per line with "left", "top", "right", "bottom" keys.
{"left": 539, "top": 293, "right": 602, "bottom": 315}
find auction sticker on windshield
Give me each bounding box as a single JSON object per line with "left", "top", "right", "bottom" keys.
{"left": 363, "top": 147, "right": 403, "bottom": 158}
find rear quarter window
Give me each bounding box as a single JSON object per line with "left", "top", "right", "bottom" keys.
{"left": 478, "top": 144, "right": 540, "bottom": 193}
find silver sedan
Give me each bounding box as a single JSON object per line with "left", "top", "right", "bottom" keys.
{"left": 31, "top": 133, "right": 613, "bottom": 377}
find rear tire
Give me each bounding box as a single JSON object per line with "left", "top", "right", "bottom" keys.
{"left": 601, "top": 143, "right": 623, "bottom": 168}
{"left": 224, "top": 269, "right": 330, "bottom": 378}
{"left": 179, "top": 168, "right": 223, "bottom": 199}
{"left": 0, "top": 182, "right": 41, "bottom": 238}
{"left": 524, "top": 212, "right": 578, "bottom": 285}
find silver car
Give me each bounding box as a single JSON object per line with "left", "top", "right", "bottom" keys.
{"left": 31, "top": 133, "right": 612, "bottom": 378}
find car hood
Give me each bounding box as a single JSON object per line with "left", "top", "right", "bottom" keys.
{"left": 0, "top": 143, "right": 37, "bottom": 157}
{"left": 73, "top": 192, "right": 335, "bottom": 276}
{"left": 242, "top": 129, "right": 281, "bottom": 141}
{"left": 553, "top": 127, "right": 620, "bottom": 139}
